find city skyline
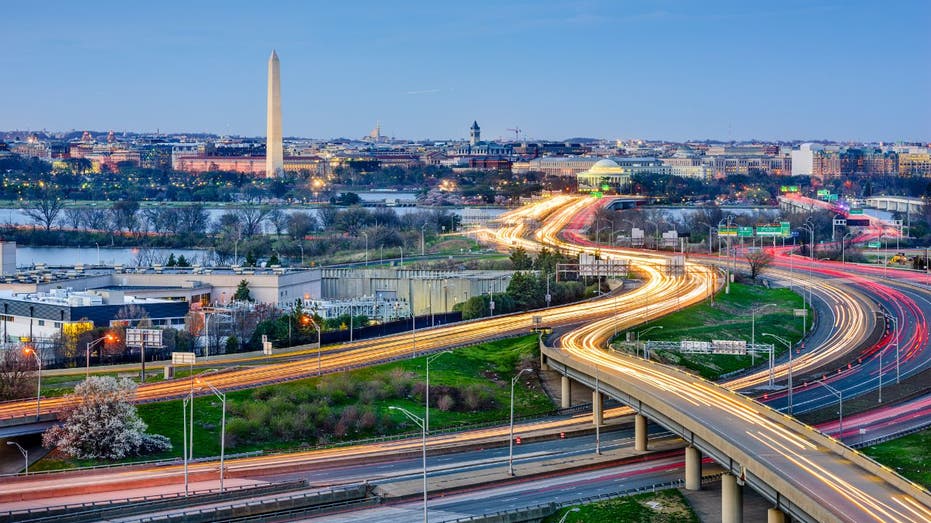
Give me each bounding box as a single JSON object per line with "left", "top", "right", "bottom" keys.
{"left": 1, "top": 1, "right": 929, "bottom": 142}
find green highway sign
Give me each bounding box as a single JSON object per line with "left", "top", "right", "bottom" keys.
{"left": 827, "top": 193, "right": 838, "bottom": 202}
{"left": 737, "top": 226, "right": 754, "bottom": 238}
{"left": 718, "top": 226, "right": 738, "bottom": 237}
{"left": 817, "top": 189, "right": 830, "bottom": 196}
{"left": 850, "top": 209, "right": 864, "bottom": 215}
{"left": 867, "top": 241, "right": 881, "bottom": 248}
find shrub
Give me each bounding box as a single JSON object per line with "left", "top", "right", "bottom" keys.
{"left": 437, "top": 394, "right": 456, "bottom": 412}
{"left": 461, "top": 384, "right": 495, "bottom": 411}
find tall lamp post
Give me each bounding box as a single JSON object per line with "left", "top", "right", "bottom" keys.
{"left": 811, "top": 380, "right": 844, "bottom": 440}
{"left": 763, "top": 333, "right": 793, "bottom": 414}
{"left": 389, "top": 406, "right": 428, "bottom": 523}
{"left": 751, "top": 304, "right": 777, "bottom": 365}
{"left": 636, "top": 326, "right": 663, "bottom": 359}
{"left": 6, "top": 441, "right": 27, "bottom": 475}
{"left": 197, "top": 378, "right": 227, "bottom": 493}
{"left": 23, "top": 346, "right": 41, "bottom": 420}
{"left": 86, "top": 334, "right": 115, "bottom": 379}
{"left": 509, "top": 368, "right": 533, "bottom": 476}
{"left": 362, "top": 231, "right": 369, "bottom": 265}
{"left": 303, "top": 315, "right": 322, "bottom": 376}
{"left": 841, "top": 232, "right": 854, "bottom": 264}
{"left": 425, "top": 351, "right": 452, "bottom": 434}
{"left": 882, "top": 313, "right": 900, "bottom": 383}
{"left": 698, "top": 221, "right": 714, "bottom": 255}
{"left": 420, "top": 224, "right": 427, "bottom": 257}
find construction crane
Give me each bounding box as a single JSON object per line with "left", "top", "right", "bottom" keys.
{"left": 506, "top": 127, "right": 522, "bottom": 142}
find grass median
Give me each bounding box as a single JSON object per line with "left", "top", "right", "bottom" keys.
{"left": 544, "top": 489, "right": 699, "bottom": 523}
{"left": 614, "top": 282, "right": 809, "bottom": 381}
{"left": 33, "top": 334, "right": 553, "bottom": 470}
{"left": 861, "top": 428, "right": 931, "bottom": 489}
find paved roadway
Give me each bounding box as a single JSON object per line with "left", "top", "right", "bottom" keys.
{"left": 4, "top": 195, "right": 929, "bottom": 520}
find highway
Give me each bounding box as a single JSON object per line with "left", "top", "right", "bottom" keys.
{"left": 2, "top": 195, "right": 929, "bottom": 521}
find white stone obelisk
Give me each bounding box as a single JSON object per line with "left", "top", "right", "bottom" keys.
{"left": 266, "top": 50, "right": 283, "bottom": 178}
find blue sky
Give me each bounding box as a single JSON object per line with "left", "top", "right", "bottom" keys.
{"left": 1, "top": 1, "right": 928, "bottom": 142}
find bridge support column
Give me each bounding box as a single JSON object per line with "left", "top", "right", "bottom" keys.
{"left": 634, "top": 414, "right": 647, "bottom": 451}
{"left": 767, "top": 508, "right": 786, "bottom": 523}
{"left": 722, "top": 473, "right": 743, "bottom": 523}
{"left": 592, "top": 390, "right": 603, "bottom": 427}
{"left": 685, "top": 445, "right": 701, "bottom": 490}
{"left": 560, "top": 376, "right": 571, "bottom": 409}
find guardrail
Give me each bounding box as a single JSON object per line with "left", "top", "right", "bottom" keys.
{"left": 0, "top": 480, "right": 310, "bottom": 523}
{"left": 131, "top": 484, "right": 373, "bottom": 523}
{"left": 447, "top": 474, "right": 725, "bottom": 523}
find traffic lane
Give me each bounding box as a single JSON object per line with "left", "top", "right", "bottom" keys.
{"left": 559, "top": 347, "right": 930, "bottom": 523}
{"left": 311, "top": 456, "right": 697, "bottom": 523}
{"left": 245, "top": 427, "right": 667, "bottom": 487}
{"left": 764, "top": 278, "right": 930, "bottom": 415}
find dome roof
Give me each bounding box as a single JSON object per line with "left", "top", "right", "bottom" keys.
{"left": 587, "top": 159, "right": 623, "bottom": 174}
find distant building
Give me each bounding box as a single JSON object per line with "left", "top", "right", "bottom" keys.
{"left": 898, "top": 149, "right": 931, "bottom": 177}
{"left": 576, "top": 158, "right": 667, "bottom": 192}
{"left": 0, "top": 288, "right": 189, "bottom": 345}
{"left": 457, "top": 121, "right": 511, "bottom": 156}
{"left": 173, "top": 155, "right": 324, "bottom": 175}
{"left": 790, "top": 143, "right": 824, "bottom": 176}
{"left": 513, "top": 156, "right": 603, "bottom": 177}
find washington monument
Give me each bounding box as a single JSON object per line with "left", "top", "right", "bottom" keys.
{"left": 266, "top": 50, "right": 283, "bottom": 177}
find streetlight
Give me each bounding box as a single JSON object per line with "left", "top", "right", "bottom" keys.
{"left": 6, "top": 441, "right": 27, "bottom": 475}
{"left": 509, "top": 368, "right": 533, "bottom": 476}
{"left": 86, "top": 334, "right": 116, "bottom": 379}
{"left": 420, "top": 224, "right": 427, "bottom": 256}
{"left": 882, "top": 313, "right": 900, "bottom": 383}
{"left": 197, "top": 378, "right": 226, "bottom": 493}
{"left": 841, "top": 231, "right": 854, "bottom": 264}
{"left": 558, "top": 507, "right": 581, "bottom": 523}
{"left": 799, "top": 220, "right": 815, "bottom": 306}
{"left": 763, "top": 333, "right": 793, "bottom": 414}
{"left": 302, "top": 315, "right": 322, "bottom": 376}
{"left": 425, "top": 351, "right": 452, "bottom": 434}
{"left": 636, "top": 326, "right": 663, "bottom": 358}
{"left": 811, "top": 380, "right": 844, "bottom": 441}
{"left": 182, "top": 392, "right": 193, "bottom": 496}
{"left": 362, "top": 231, "right": 369, "bottom": 265}
{"left": 23, "top": 346, "right": 41, "bottom": 420}
{"left": 751, "top": 304, "right": 777, "bottom": 366}
{"left": 389, "top": 406, "right": 428, "bottom": 523}
{"left": 698, "top": 221, "right": 714, "bottom": 255}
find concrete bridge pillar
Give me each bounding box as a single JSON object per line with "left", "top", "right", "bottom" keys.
{"left": 634, "top": 413, "right": 648, "bottom": 451}
{"left": 767, "top": 508, "right": 786, "bottom": 523}
{"left": 560, "top": 375, "right": 571, "bottom": 409}
{"left": 722, "top": 473, "right": 743, "bottom": 523}
{"left": 592, "top": 390, "right": 603, "bottom": 427}
{"left": 685, "top": 445, "right": 701, "bottom": 490}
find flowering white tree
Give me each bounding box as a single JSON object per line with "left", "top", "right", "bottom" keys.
{"left": 43, "top": 376, "right": 171, "bottom": 460}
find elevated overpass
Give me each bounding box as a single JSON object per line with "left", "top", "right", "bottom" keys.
{"left": 865, "top": 195, "right": 924, "bottom": 215}
{"left": 542, "top": 344, "right": 931, "bottom": 523}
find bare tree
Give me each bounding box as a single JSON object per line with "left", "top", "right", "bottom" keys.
{"left": 746, "top": 250, "right": 773, "bottom": 280}
{"left": 237, "top": 206, "right": 271, "bottom": 237}
{"left": 82, "top": 208, "right": 110, "bottom": 231}
{"left": 267, "top": 209, "right": 289, "bottom": 236}
{"left": 0, "top": 349, "right": 37, "bottom": 400}
{"left": 23, "top": 186, "right": 66, "bottom": 232}
{"left": 62, "top": 207, "right": 84, "bottom": 230}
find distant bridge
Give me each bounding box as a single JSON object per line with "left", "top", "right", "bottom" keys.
{"left": 865, "top": 196, "right": 925, "bottom": 215}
